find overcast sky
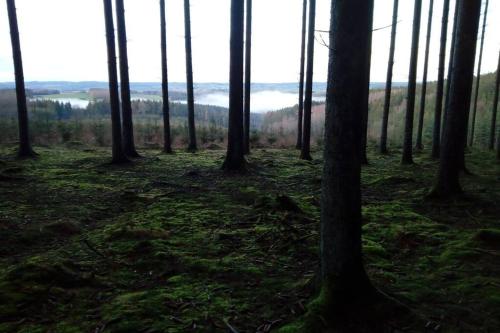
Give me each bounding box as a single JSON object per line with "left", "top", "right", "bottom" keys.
{"left": 0, "top": 0, "right": 498, "bottom": 83}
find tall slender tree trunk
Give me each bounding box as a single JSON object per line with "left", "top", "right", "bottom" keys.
{"left": 223, "top": 0, "right": 245, "bottom": 171}
{"left": 490, "top": 51, "right": 500, "bottom": 150}
{"left": 321, "top": 0, "right": 375, "bottom": 314}
{"left": 116, "top": 0, "right": 139, "bottom": 158}
{"left": 184, "top": 0, "right": 197, "bottom": 152}
{"left": 300, "top": 0, "right": 316, "bottom": 161}
{"left": 103, "top": 0, "right": 128, "bottom": 164}
{"left": 360, "top": 1, "right": 374, "bottom": 165}
{"left": 442, "top": 0, "right": 459, "bottom": 141}
{"left": 431, "top": 0, "right": 450, "bottom": 159}
{"left": 401, "top": 0, "right": 423, "bottom": 165}
{"left": 243, "top": 0, "right": 252, "bottom": 155}
{"left": 160, "top": 0, "right": 172, "bottom": 154}
{"left": 6, "top": 0, "right": 35, "bottom": 158}
{"left": 468, "top": 0, "right": 489, "bottom": 147}
{"left": 432, "top": 0, "right": 481, "bottom": 198}
{"left": 415, "top": 0, "right": 434, "bottom": 151}
{"left": 296, "top": 0, "right": 307, "bottom": 150}
{"left": 380, "top": 0, "right": 399, "bottom": 155}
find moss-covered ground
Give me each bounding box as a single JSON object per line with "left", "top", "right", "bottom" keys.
{"left": 0, "top": 145, "right": 498, "bottom": 332}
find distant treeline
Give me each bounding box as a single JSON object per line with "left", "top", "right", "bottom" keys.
{"left": 0, "top": 90, "right": 265, "bottom": 148}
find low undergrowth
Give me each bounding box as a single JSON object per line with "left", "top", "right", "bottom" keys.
{"left": 0, "top": 144, "right": 498, "bottom": 332}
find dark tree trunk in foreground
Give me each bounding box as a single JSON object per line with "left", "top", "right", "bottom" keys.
{"left": 223, "top": 0, "right": 245, "bottom": 171}
{"left": 296, "top": 0, "right": 307, "bottom": 150}
{"left": 415, "top": 0, "right": 434, "bottom": 151}
{"left": 184, "top": 0, "right": 197, "bottom": 152}
{"left": 360, "top": 1, "right": 374, "bottom": 165}
{"left": 401, "top": 0, "right": 423, "bottom": 165}
{"left": 116, "top": 0, "right": 139, "bottom": 158}
{"left": 490, "top": 51, "right": 500, "bottom": 150}
{"left": 6, "top": 0, "right": 35, "bottom": 158}
{"left": 243, "top": 0, "right": 252, "bottom": 155}
{"left": 431, "top": 0, "right": 450, "bottom": 159}
{"left": 321, "top": 0, "right": 375, "bottom": 315}
{"left": 442, "top": 0, "right": 459, "bottom": 140}
{"left": 468, "top": 0, "right": 489, "bottom": 147}
{"left": 380, "top": 0, "right": 399, "bottom": 155}
{"left": 432, "top": 0, "right": 481, "bottom": 198}
{"left": 160, "top": 0, "right": 172, "bottom": 154}
{"left": 103, "top": 0, "right": 128, "bottom": 164}
{"left": 300, "top": 0, "right": 316, "bottom": 161}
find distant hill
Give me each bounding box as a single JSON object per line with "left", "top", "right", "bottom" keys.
{"left": 0, "top": 81, "right": 407, "bottom": 95}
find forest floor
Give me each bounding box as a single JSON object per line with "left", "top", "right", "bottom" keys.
{"left": 0, "top": 145, "right": 499, "bottom": 333}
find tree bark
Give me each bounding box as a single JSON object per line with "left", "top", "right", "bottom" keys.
{"left": 300, "top": 0, "right": 316, "bottom": 161}
{"left": 401, "top": 0, "right": 422, "bottom": 165}
{"left": 379, "top": 0, "right": 399, "bottom": 155}
{"left": 243, "top": 0, "right": 252, "bottom": 155}
{"left": 432, "top": 0, "right": 482, "bottom": 198}
{"left": 415, "top": 0, "right": 434, "bottom": 151}
{"left": 468, "top": 0, "right": 489, "bottom": 147}
{"left": 490, "top": 51, "right": 500, "bottom": 150}
{"left": 160, "top": 0, "right": 172, "bottom": 154}
{"left": 296, "top": 0, "right": 308, "bottom": 150}
{"left": 442, "top": 0, "right": 459, "bottom": 141}
{"left": 360, "top": 1, "right": 374, "bottom": 165}
{"left": 223, "top": 0, "right": 245, "bottom": 171}
{"left": 184, "top": 0, "right": 197, "bottom": 152}
{"left": 6, "top": 0, "right": 35, "bottom": 158}
{"left": 431, "top": 0, "right": 450, "bottom": 159}
{"left": 103, "top": 0, "right": 128, "bottom": 164}
{"left": 116, "top": 0, "right": 139, "bottom": 158}
{"left": 321, "top": 0, "right": 374, "bottom": 308}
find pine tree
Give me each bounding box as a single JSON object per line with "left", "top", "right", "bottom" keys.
{"left": 380, "top": 0, "right": 399, "bottom": 155}
{"left": 468, "top": 0, "right": 489, "bottom": 147}
{"left": 160, "top": 0, "right": 172, "bottom": 154}
{"left": 116, "top": 0, "right": 139, "bottom": 157}
{"left": 243, "top": 0, "right": 252, "bottom": 155}
{"left": 296, "top": 0, "right": 308, "bottom": 150}
{"left": 415, "top": 0, "right": 434, "bottom": 151}
{"left": 431, "top": 0, "right": 450, "bottom": 159}
{"left": 103, "top": 0, "right": 129, "bottom": 164}
{"left": 6, "top": 0, "right": 36, "bottom": 158}
{"left": 184, "top": 0, "right": 197, "bottom": 152}
{"left": 223, "top": 0, "right": 246, "bottom": 171}
{"left": 300, "top": 0, "right": 316, "bottom": 161}
{"left": 432, "top": 0, "right": 482, "bottom": 197}
{"left": 401, "top": 0, "right": 423, "bottom": 165}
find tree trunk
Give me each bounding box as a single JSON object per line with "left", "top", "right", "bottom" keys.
{"left": 116, "top": 0, "right": 139, "bottom": 158}
{"left": 442, "top": 0, "right": 459, "bottom": 141}
{"left": 360, "top": 1, "right": 374, "bottom": 165}
{"left": 490, "top": 51, "right": 500, "bottom": 150}
{"left": 432, "top": 0, "right": 482, "bottom": 198}
{"left": 223, "top": 0, "right": 245, "bottom": 171}
{"left": 184, "top": 0, "right": 197, "bottom": 152}
{"left": 415, "top": 0, "right": 434, "bottom": 151}
{"left": 468, "top": 0, "right": 489, "bottom": 147}
{"left": 243, "top": 0, "right": 252, "bottom": 155}
{"left": 431, "top": 0, "right": 450, "bottom": 159}
{"left": 321, "top": 0, "right": 375, "bottom": 312}
{"left": 296, "top": 0, "right": 307, "bottom": 150}
{"left": 300, "top": 0, "right": 316, "bottom": 161}
{"left": 6, "top": 0, "right": 35, "bottom": 158}
{"left": 401, "top": 0, "right": 423, "bottom": 165}
{"left": 379, "top": 0, "right": 399, "bottom": 155}
{"left": 160, "top": 0, "right": 172, "bottom": 154}
{"left": 103, "top": 0, "right": 128, "bottom": 164}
